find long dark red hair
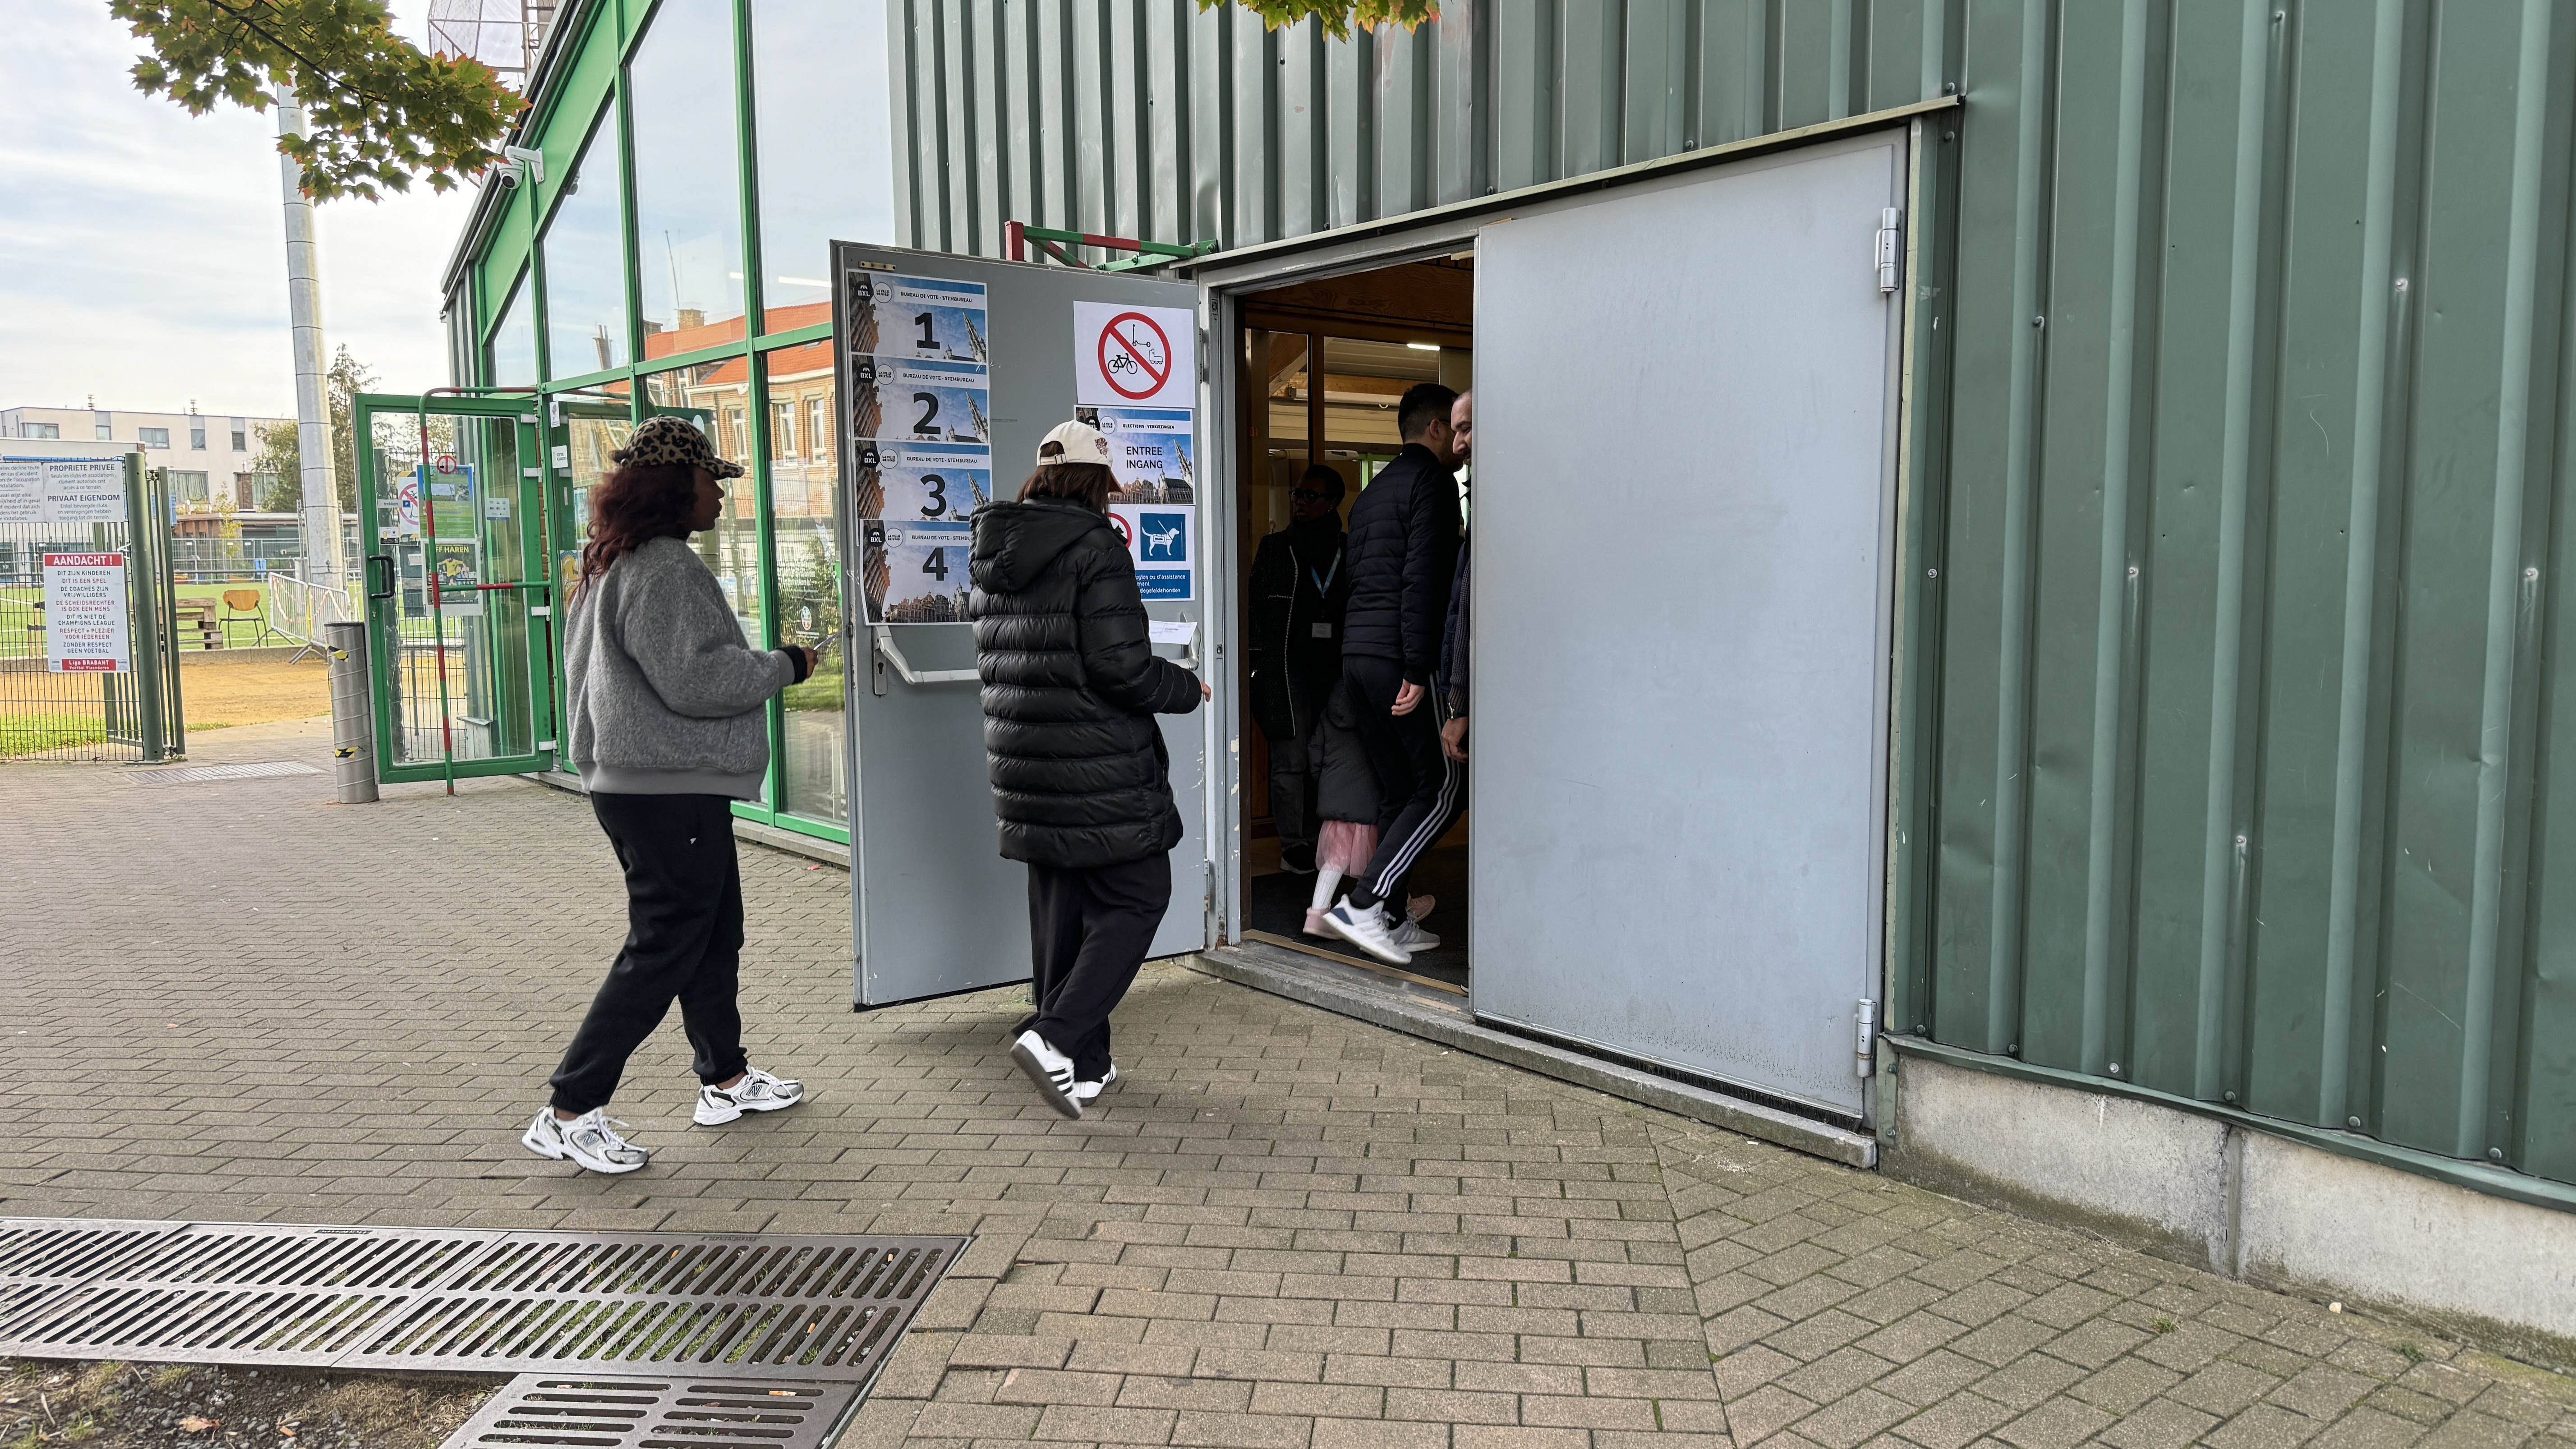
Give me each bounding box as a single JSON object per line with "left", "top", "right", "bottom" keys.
{"left": 578, "top": 463, "right": 697, "bottom": 590}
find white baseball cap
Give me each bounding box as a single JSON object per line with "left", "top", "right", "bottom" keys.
{"left": 1036, "top": 419, "right": 1111, "bottom": 467}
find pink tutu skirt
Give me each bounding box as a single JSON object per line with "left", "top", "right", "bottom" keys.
{"left": 1315, "top": 820, "right": 1378, "bottom": 876}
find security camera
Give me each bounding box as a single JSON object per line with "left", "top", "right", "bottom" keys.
{"left": 497, "top": 144, "right": 545, "bottom": 190}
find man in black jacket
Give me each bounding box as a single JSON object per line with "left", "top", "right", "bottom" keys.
{"left": 1317, "top": 382, "right": 1464, "bottom": 966}
{"left": 1247, "top": 465, "right": 1350, "bottom": 873}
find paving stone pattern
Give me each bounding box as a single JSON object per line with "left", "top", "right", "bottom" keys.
{"left": 4, "top": 718, "right": 2571, "bottom": 1449}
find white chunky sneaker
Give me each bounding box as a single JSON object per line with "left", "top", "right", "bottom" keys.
{"left": 1011, "top": 1030, "right": 1084, "bottom": 1119}
{"left": 694, "top": 1066, "right": 808, "bottom": 1126}
{"left": 1319, "top": 897, "right": 1412, "bottom": 966}
{"left": 523, "top": 1107, "right": 649, "bottom": 1174}
{"left": 1071, "top": 1064, "right": 1120, "bottom": 1104}
{"left": 1390, "top": 915, "right": 1441, "bottom": 952}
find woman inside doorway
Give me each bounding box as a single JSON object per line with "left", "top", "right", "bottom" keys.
{"left": 971, "top": 419, "right": 1208, "bottom": 1118}
{"left": 525, "top": 415, "right": 817, "bottom": 1175}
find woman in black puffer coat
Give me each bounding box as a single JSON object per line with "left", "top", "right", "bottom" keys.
{"left": 971, "top": 419, "right": 1205, "bottom": 1118}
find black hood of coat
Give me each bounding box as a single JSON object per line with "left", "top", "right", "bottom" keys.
{"left": 972, "top": 499, "right": 1115, "bottom": 595}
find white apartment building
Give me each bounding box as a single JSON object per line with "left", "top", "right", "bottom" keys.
{"left": 1, "top": 401, "right": 294, "bottom": 509}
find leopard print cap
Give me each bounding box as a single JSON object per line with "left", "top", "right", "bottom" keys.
{"left": 610, "top": 415, "right": 745, "bottom": 478}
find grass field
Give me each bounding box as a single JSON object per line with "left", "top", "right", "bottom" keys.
{"left": 2, "top": 580, "right": 285, "bottom": 659}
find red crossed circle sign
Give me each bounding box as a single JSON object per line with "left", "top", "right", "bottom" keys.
{"left": 1097, "top": 312, "right": 1173, "bottom": 400}
{"left": 434, "top": 453, "right": 458, "bottom": 474}
{"left": 1108, "top": 511, "right": 1135, "bottom": 549}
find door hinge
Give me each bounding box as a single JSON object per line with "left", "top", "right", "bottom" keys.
{"left": 530, "top": 604, "right": 550, "bottom": 617}
{"left": 1876, "top": 208, "right": 1903, "bottom": 294}
{"left": 1198, "top": 329, "right": 1209, "bottom": 383}
{"left": 1856, "top": 998, "right": 1880, "bottom": 1075}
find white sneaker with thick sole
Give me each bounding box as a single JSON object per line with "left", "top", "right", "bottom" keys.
{"left": 523, "top": 1107, "right": 649, "bottom": 1174}
{"left": 1391, "top": 915, "right": 1440, "bottom": 952}
{"left": 1071, "top": 1063, "right": 1120, "bottom": 1104}
{"left": 1319, "top": 897, "right": 1412, "bottom": 966}
{"left": 693, "top": 1066, "right": 807, "bottom": 1126}
{"left": 1011, "top": 1030, "right": 1084, "bottom": 1119}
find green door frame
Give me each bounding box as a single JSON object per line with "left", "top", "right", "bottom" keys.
{"left": 354, "top": 390, "right": 554, "bottom": 788}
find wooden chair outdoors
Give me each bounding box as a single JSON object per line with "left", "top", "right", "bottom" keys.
{"left": 219, "top": 588, "right": 284, "bottom": 647}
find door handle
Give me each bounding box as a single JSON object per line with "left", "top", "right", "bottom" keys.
{"left": 871, "top": 625, "right": 980, "bottom": 685}
{"left": 366, "top": 554, "right": 395, "bottom": 601}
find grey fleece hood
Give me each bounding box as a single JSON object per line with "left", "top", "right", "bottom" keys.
{"left": 971, "top": 498, "right": 1118, "bottom": 595}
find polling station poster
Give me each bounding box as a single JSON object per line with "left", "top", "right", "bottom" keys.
{"left": 1108, "top": 504, "right": 1195, "bottom": 601}
{"left": 846, "top": 272, "right": 989, "bottom": 365}
{"left": 862, "top": 519, "right": 975, "bottom": 623}
{"left": 855, "top": 442, "right": 994, "bottom": 523}
{"left": 852, "top": 357, "right": 991, "bottom": 445}
{"left": 43, "top": 552, "right": 130, "bottom": 673}
{"left": 1080, "top": 407, "right": 1195, "bottom": 503}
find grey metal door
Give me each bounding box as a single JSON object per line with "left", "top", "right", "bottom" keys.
{"left": 1468, "top": 133, "right": 1906, "bottom": 1117}
{"left": 835, "top": 244, "right": 1205, "bottom": 1007}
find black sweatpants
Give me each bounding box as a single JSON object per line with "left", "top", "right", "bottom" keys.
{"left": 1018, "top": 854, "right": 1173, "bottom": 1081}
{"left": 1343, "top": 654, "right": 1466, "bottom": 911}
{"left": 548, "top": 792, "right": 751, "bottom": 1114}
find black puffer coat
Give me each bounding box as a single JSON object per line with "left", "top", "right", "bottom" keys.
{"left": 1339, "top": 442, "right": 1462, "bottom": 685}
{"left": 970, "top": 497, "right": 1203, "bottom": 869}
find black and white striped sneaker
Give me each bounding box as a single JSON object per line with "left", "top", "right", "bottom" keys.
{"left": 1071, "top": 1063, "right": 1119, "bottom": 1104}
{"left": 1010, "top": 1030, "right": 1084, "bottom": 1119}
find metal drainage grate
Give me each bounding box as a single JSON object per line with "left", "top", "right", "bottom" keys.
{"left": 439, "top": 1375, "right": 861, "bottom": 1449}
{"left": 0, "top": 1218, "right": 964, "bottom": 1383}
{"left": 121, "top": 761, "right": 321, "bottom": 785}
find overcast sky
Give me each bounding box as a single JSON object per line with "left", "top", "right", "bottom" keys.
{"left": 0, "top": 1, "right": 477, "bottom": 419}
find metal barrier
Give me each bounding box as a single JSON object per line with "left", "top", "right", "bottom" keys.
{"left": 267, "top": 562, "right": 358, "bottom": 660}
{"left": 0, "top": 454, "right": 184, "bottom": 762}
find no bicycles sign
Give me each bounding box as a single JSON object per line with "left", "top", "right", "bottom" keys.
{"left": 1073, "top": 302, "right": 1194, "bottom": 408}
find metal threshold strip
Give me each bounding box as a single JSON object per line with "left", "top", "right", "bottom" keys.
{"left": 0, "top": 1218, "right": 964, "bottom": 1384}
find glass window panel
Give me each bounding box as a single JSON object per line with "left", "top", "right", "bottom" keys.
{"left": 764, "top": 341, "right": 843, "bottom": 824}
{"left": 643, "top": 363, "right": 764, "bottom": 657}
{"left": 630, "top": 0, "right": 747, "bottom": 350}
{"left": 750, "top": 0, "right": 893, "bottom": 332}
{"left": 542, "top": 105, "right": 629, "bottom": 379}
{"left": 489, "top": 267, "right": 538, "bottom": 386}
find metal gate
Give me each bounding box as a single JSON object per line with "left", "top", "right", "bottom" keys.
{"left": 0, "top": 452, "right": 185, "bottom": 764}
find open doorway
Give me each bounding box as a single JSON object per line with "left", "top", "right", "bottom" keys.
{"left": 1231, "top": 255, "right": 1475, "bottom": 990}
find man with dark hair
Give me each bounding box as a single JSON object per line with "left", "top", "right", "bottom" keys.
{"left": 1248, "top": 464, "right": 1351, "bottom": 873}
{"left": 1316, "top": 381, "right": 1464, "bottom": 965}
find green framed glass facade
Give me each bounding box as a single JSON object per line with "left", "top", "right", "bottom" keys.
{"left": 452, "top": 0, "right": 895, "bottom": 842}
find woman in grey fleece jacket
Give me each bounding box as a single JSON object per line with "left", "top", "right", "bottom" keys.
{"left": 522, "top": 416, "right": 818, "bottom": 1176}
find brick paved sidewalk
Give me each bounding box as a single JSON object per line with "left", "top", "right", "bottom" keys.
{"left": 4, "top": 718, "right": 2571, "bottom": 1449}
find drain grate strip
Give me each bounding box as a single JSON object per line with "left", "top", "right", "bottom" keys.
{"left": 121, "top": 761, "right": 321, "bottom": 784}
{"left": 440, "top": 1375, "right": 862, "bottom": 1449}
{"left": 0, "top": 1219, "right": 963, "bottom": 1384}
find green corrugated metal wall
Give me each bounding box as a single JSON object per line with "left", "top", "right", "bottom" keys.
{"left": 888, "top": 0, "right": 2576, "bottom": 1193}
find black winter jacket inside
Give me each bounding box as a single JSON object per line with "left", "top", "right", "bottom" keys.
{"left": 1246, "top": 515, "right": 1348, "bottom": 742}
{"left": 970, "top": 497, "right": 1203, "bottom": 869}
{"left": 1339, "top": 442, "right": 1463, "bottom": 685}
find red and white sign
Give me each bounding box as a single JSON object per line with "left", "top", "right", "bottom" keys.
{"left": 1073, "top": 302, "right": 1195, "bottom": 407}
{"left": 43, "top": 552, "right": 130, "bottom": 674}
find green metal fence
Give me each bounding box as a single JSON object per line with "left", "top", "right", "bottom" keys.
{"left": 0, "top": 454, "right": 184, "bottom": 763}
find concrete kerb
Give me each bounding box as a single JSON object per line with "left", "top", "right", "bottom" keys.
{"left": 1883, "top": 1050, "right": 2576, "bottom": 1371}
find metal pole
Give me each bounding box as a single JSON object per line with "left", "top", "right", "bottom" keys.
{"left": 276, "top": 87, "right": 348, "bottom": 590}
{"left": 325, "top": 620, "right": 379, "bottom": 803}
{"left": 124, "top": 452, "right": 168, "bottom": 764}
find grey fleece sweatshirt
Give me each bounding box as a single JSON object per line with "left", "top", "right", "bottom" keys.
{"left": 565, "top": 535, "right": 797, "bottom": 797}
